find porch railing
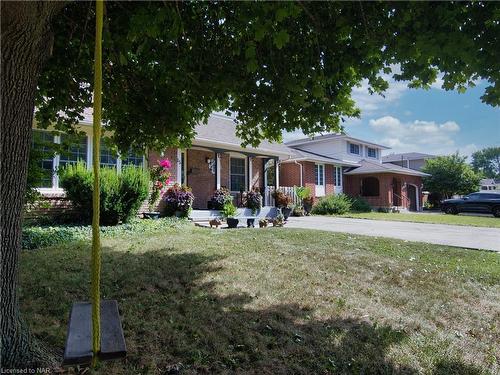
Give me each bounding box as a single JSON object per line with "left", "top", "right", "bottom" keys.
{"left": 264, "top": 186, "right": 300, "bottom": 207}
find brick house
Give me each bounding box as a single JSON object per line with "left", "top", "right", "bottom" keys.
{"left": 31, "top": 112, "right": 429, "bottom": 214}
{"left": 283, "top": 134, "right": 429, "bottom": 211}
{"left": 149, "top": 114, "right": 292, "bottom": 209}
{"left": 30, "top": 112, "right": 292, "bottom": 212}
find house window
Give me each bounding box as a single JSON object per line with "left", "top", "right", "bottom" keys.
{"left": 367, "top": 147, "right": 377, "bottom": 158}
{"left": 361, "top": 177, "right": 379, "bottom": 196}
{"left": 100, "top": 141, "right": 118, "bottom": 168}
{"left": 59, "top": 134, "right": 88, "bottom": 169}
{"left": 349, "top": 143, "right": 360, "bottom": 155}
{"left": 32, "top": 130, "right": 55, "bottom": 188}
{"left": 122, "top": 150, "right": 144, "bottom": 167}
{"left": 315, "top": 164, "right": 325, "bottom": 186}
{"left": 230, "top": 157, "right": 246, "bottom": 192}
{"left": 335, "top": 167, "right": 342, "bottom": 187}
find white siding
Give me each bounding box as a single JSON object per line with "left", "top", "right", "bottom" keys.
{"left": 293, "top": 138, "right": 382, "bottom": 163}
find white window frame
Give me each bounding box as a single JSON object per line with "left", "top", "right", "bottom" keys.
{"left": 349, "top": 142, "right": 360, "bottom": 155}
{"left": 335, "top": 166, "right": 342, "bottom": 187}
{"left": 315, "top": 163, "right": 325, "bottom": 197}
{"left": 367, "top": 147, "right": 377, "bottom": 158}
{"left": 229, "top": 156, "right": 247, "bottom": 193}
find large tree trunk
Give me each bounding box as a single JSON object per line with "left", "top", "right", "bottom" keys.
{"left": 1, "top": 2, "right": 65, "bottom": 369}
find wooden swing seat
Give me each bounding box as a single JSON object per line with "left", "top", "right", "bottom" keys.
{"left": 63, "top": 299, "right": 126, "bottom": 366}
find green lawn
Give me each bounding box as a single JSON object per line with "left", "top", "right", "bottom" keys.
{"left": 20, "top": 225, "right": 499, "bottom": 374}
{"left": 340, "top": 212, "right": 500, "bottom": 228}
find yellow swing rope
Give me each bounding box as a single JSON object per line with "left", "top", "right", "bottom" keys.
{"left": 91, "top": 0, "right": 104, "bottom": 366}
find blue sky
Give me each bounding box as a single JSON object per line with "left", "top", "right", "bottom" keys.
{"left": 283, "top": 76, "right": 499, "bottom": 158}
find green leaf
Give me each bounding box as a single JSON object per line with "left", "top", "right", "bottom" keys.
{"left": 276, "top": 8, "right": 289, "bottom": 22}
{"left": 119, "top": 53, "right": 128, "bottom": 66}
{"left": 254, "top": 25, "right": 266, "bottom": 41}
{"left": 246, "top": 59, "right": 258, "bottom": 73}
{"left": 273, "top": 30, "right": 290, "bottom": 49}
{"left": 245, "top": 43, "right": 256, "bottom": 59}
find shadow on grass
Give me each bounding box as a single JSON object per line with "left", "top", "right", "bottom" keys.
{"left": 20, "top": 245, "right": 488, "bottom": 374}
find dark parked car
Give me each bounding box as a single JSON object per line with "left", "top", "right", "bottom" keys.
{"left": 441, "top": 192, "right": 500, "bottom": 217}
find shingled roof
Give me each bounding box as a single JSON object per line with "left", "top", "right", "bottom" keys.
{"left": 382, "top": 152, "right": 436, "bottom": 163}
{"left": 282, "top": 148, "right": 359, "bottom": 167}
{"left": 344, "top": 159, "right": 430, "bottom": 176}
{"left": 193, "top": 114, "right": 293, "bottom": 157}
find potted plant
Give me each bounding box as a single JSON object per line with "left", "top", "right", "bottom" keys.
{"left": 221, "top": 202, "right": 239, "bottom": 228}
{"left": 245, "top": 190, "right": 262, "bottom": 227}
{"left": 273, "top": 190, "right": 293, "bottom": 220}
{"left": 292, "top": 205, "right": 304, "bottom": 216}
{"left": 163, "top": 183, "right": 194, "bottom": 218}
{"left": 296, "top": 186, "right": 313, "bottom": 216}
{"left": 144, "top": 159, "right": 172, "bottom": 219}
{"left": 210, "top": 188, "right": 233, "bottom": 210}
{"left": 272, "top": 209, "right": 285, "bottom": 227}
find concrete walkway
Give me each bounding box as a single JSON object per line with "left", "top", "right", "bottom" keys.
{"left": 286, "top": 216, "right": 500, "bottom": 252}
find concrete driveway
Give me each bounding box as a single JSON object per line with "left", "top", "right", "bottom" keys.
{"left": 286, "top": 216, "right": 500, "bottom": 252}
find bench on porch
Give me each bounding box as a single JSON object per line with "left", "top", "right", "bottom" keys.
{"left": 189, "top": 207, "right": 278, "bottom": 226}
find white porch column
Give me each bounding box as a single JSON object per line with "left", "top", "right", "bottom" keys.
{"left": 274, "top": 158, "right": 280, "bottom": 189}
{"left": 247, "top": 156, "right": 253, "bottom": 190}
{"left": 176, "top": 149, "right": 183, "bottom": 184}
{"left": 216, "top": 152, "right": 221, "bottom": 189}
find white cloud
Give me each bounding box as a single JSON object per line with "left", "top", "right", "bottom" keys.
{"left": 352, "top": 66, "right": 452, "bottom": 114}
{"left": 352, "top": 69, "right": 408, "bottom": 114}
{"left": 369, "top": 116, "right": 467, "bottom": 155}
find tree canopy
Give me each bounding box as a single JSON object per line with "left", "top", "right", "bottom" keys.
{"left": 36, "top": 1, "right": 500, "bottom": 151}
{"left": 422, "top": 153, "right": 482, "bottom": 198}
{"left": 471, "top": 147, "right": 500, "bottom": 179}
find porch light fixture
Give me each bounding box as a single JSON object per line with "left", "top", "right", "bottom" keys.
{"left": 206, "top": 157, "right": 216, "bottom": 174}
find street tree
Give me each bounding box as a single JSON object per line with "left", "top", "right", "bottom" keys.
{"left": 422, "top": 153, "right": 482, "bottom": 198}
{"left": 471, "top": 147, "right": 500, "bottom": 179}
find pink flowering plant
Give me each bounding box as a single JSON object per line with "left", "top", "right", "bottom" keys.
{"left": 148, "top": 158, "right": 172, "bottom": 211}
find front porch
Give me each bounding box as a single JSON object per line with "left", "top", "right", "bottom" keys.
{"left": 155, "top": 147, "right": 288, "bottom": 209}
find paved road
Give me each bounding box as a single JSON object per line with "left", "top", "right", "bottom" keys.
{"left": 286, "top": 216, "right": 500, "bottom": 252}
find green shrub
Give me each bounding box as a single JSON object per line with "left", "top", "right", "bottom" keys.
{"left": 312, "top": 194, "right": 352, "bottom": 215}
{"left": 22, "top": 226, "right": 89, "bottom": 250}
{"left": 119, "top": 166, "right": 150, "bottom": 222}
{"left": 22, "top": 218, "right": 187, "bottom": 250}
{"left": 59, "top": 162, "right": 149, "bottom": 225}
{"left": 349, "top": 197, "right": 372, "bottom": 213}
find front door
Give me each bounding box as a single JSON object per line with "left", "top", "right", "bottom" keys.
{"left": 407, "top": 184, "right": 417, "bottom": 211}
{"left": 315, "top": 163, "right": 325, "bottom": 197}
{"left": 392, "top": 178, "right": 401, "bottom": 206}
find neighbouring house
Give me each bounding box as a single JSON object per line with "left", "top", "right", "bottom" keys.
{"left": 283, "top": 134, "right": 429, "bottom": 211}
{"left": 382, "top": 152, "right": 437, "bottom": 171}
{"left": 480, "top": 178, "right": 500, "bottom": 191}
{"left": 30, "top": 112, "right": 431, "bottom": 216}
